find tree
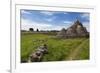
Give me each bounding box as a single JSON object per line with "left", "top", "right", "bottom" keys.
{"left": 29, "top": 28, "right": 34, "bottom": 31}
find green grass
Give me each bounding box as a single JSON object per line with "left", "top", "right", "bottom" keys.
{"left": 21, "top": 32, "right": 89, "bottom": 62}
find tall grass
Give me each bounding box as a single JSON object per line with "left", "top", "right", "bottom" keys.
{"left": 21, "top": 32, "right": 89, "bottom": 62}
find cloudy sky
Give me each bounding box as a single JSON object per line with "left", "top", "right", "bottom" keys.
{"left": 21, "top": 9, "right": 90, "bottom": 31}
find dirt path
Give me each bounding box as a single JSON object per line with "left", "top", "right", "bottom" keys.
{"left": 67, "top": 39, "right": 88, "bottom": 60}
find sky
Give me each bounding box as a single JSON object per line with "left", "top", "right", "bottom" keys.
{"left": 21, "top": 9, "right": 90, "bottom": 31}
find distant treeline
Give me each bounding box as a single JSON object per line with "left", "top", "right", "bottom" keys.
{"left": 21, "top": 30, "right": 60, "bottom": 32}
{"left": 21, "top": 30, "right": 59, "bottom": 35}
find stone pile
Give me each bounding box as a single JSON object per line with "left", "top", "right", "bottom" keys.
{"left": 28, "top": 44, "right": 48, "bottom": 62}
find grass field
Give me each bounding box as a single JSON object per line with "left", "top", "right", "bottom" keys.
{"left": 21, "top": 32, "right": 89, "bottom": 63}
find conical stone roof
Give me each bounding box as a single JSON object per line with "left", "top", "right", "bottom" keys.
{"left": 57, "top": 20, "right": 89, "bottom": 38}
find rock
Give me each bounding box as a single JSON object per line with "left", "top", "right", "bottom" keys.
{"left": 36, "top": 44, "right": 48, "bottom": 54}
{"left": 29, "top": 44, "right": 48, "bottom": 62}
{"left": 29, "top": 51, "right": 43, "bottom": 62}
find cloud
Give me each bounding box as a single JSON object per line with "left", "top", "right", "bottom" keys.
{"left": 80, "top": 13, "right": 90, "bottom": 32}
{"left": 21, "top": 19, "right": 52, "bottom": 30}
{"left": 45, "top": 18, "right": 53, "bottom": 22}
{"left": 45, "top": 16, "right": 56, "bottom": 22}
{"left": 21, "top": 18, "right": 68, "bottom": 31}
{"left": 39, "top": 11, "right": 68, "bottom": 16}
{"left": 63, "top": 21, "right": 72, "bottom": 24}
{"left": 81, "top": 13, "right": 89, "bottom": 20}
{"left": 21, "top": 10, "right": 90, "bottom": 31}
{"left": 21, "top": 18, "right": 89, "bottom": 32}
{"left": 81, "top": 13, "right": 89, "bottom": 18}
{"left": 63, "top": 12, "right": 69, "bottom": 15}
{"left": 21, "top": 10, "right": 32, "bottom": 15}
{"left": 40, "top": 11, "right": 55, "bottom": 16}
{"left": 83, "top": 22, "right": 90, "bottom": 32}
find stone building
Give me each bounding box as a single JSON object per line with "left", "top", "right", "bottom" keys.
{"left": 57, "top": 20, "right": 89, "bottom": 38}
